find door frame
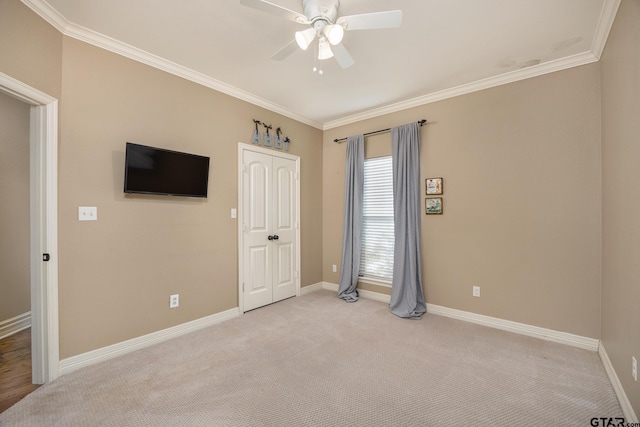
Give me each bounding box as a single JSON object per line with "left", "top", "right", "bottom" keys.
{"left": 237, "top": 142, "right": 300, "bottom": 313}
{"left": 0, "top": 72, "right": 60, "bottom": 383}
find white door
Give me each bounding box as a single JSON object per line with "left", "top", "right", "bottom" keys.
{"left": 241, "top": 146, "right": 298, "bottom": 312}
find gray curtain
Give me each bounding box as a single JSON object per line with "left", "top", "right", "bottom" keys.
{"left": 390, "top": 123, "right": 426, "bottom": 319}
{"left": 338, "top": 135, "right": 364, "bottom": 302}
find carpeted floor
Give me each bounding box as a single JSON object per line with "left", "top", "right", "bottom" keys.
{"left": 0, "top": 290, "right": 623, "bottom": 426}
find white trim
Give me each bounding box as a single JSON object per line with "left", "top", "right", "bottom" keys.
{"left": 60, "top": 308, "right": 240, "bottom": 375}
{"left": 238, "top": 142, "right": 301, "bottom": 162}
{"left": 591, "top": 0, "right": 622, "bottom": 60}
{"left": 358, "top": 277, "right": 392, "bottom": 289}
{"left": 300, "top": 282, "right": 324, "bottom": 296}
{"left": 357, "top": 288, "right": 391, "bottom": 304}
{"left": 237, "top": 143, "right": 301, "bottom": 313}
{"left": 0, "top": 73, "right": 56, "bottom": 105}
{"left": 0, "top": 312, "right": 31, "bottom": 340}
{"left": 19, "top": 0, "right": 322, "bottom": 130}
{"left": 321, "top": 282, "right": 391, "bottom": 303}
{"left": 599, "top": 343, "right": 638, "bottom": 422}
{"left": 21, "top": 0, "right": 619, "bottom": 131}
{"left": 426, "top": 303, "right": 600, "bottom": 352}
{"left": 323, "top": 52, "right": 598, "bottom": 130}
{"left": 320, "top": 282, "right": 598, "bottom": 351}
{"left": 19, "top": 0, "right": 68, "bottom": 33}
{"left": 321, "top": 282, "right": 338, "bottom": 292}
{"left": 0, "top": 71, "right": 60, "bottom": 384}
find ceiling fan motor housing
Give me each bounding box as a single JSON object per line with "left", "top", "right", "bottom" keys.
{"left": 302, "top": 0, "right": 340, "bottom": 26}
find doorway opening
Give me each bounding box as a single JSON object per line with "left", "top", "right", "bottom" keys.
{"left": 0, "top": 72, "right": 60, "bottom": 384}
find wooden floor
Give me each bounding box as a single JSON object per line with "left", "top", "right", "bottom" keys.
{"left": 0, "top": 328, "right": 40, "bottom": 413}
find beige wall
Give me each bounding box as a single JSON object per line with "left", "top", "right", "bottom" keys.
{"left": 0, "top": 92, "right": 31, "bottom": 321}
{"left": 57, "top": 37, "right": 323, "bottom": 358}
{"left": 0, "top": 0, "right": 62, "bottom": 99}
{"left": 1, "top": 0, "right": 322, "bottom": 359}
{"left": 3, "top": 2, "right": 637, "bottom": 411}
{"left": 324, "top": 63, "right": 602, "bottom": 339}
{"left": 0, "top": 0, "right": 61, "bottom": 322}
{"left": 601, "top": 0, "right": 640, "bottom": 416}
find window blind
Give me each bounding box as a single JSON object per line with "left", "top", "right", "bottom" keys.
{"left": 359, "top": 156, "right": 394, "bottom": 281}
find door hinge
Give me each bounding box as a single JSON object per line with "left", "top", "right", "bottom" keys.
{"left": 242, "top": 282, "right": 245, "bottom": 292}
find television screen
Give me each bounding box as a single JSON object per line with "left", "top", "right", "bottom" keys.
{"left": 124, "top": 142, "right": 210, "bottom": 198}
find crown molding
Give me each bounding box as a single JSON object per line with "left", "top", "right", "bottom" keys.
{"left": 322, "top": 51, "right": 598, "bottom": 130}
{"left": 20, "top": 0, "right": 323, "bottom": 130}
{"left": 63, "top": 22, "right": 323, "bottom": 129}
{"left": 322, "top": 0, "right": 620, "bottom": 130}
{"left": 21, "top": 0, "right": 68, "bottom": 32}
{"left": 21, "top": 0, "right": 619, "bottom": 132}
{"left": 591, "top": 0, "right": 621, "bottom": 59}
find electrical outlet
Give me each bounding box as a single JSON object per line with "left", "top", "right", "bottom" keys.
{"left": 633, "top": 356, "right": 637, "bottom": 382}
{"left": 169, "top": 294, "right": 179, "bottom": 309}
{"left": 332, "top": 264, "right": 337, "bottom": 273}
{"left": 473, "top": 286, "right": 480, "bottom": 297}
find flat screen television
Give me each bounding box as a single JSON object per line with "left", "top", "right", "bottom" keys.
{"left": 124, "top": 142, "right": 210, "bottom": 198}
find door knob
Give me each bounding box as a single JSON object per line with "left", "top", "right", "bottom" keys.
{"left": 268, "top": 235, "right": 274, "bottom": 240}
{"left": 273, "top": 235, "right": 279, "bottom": 240}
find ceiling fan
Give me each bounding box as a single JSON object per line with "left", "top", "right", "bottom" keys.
{"left": 240, "top": 0, "right": 402, "bottom": 69}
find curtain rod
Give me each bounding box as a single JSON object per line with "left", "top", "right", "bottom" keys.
{"left": 333, "top": 119, "right": 427, "bottom": 143}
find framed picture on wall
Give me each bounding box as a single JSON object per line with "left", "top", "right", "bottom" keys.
{"left": 426, "top": 197, "right": 443, "bottom": 215}
{"left": 426, "top": 178, "right": 443, "bottom": 195}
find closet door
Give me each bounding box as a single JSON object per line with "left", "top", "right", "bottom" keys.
{"left": 271, "top": 156, "right": 297, "bottom": 303}
{"left": 242, "top": 150, "right": 273, "bottom": 311}
{"left": 241, "top": 148, "right": 298, "bottom": 312}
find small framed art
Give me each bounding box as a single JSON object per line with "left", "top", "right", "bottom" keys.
{"left": 426, "top": 197, "right": 443, "bottom": 214}
{"left": 426, "top": 178, "right": 443, "bottom": 195}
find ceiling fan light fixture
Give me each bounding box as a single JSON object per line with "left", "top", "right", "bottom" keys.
{"left": 295, "top": 28, "right": 316, "bottom": 50}
{"left": 325, "top": 24, "right": 344, "bottom": 45}
{"left": 317, "top": 37, "right": 334, "bottom": 60}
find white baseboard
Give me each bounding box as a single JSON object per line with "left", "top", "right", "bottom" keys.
{"left": 426, "top": 304, "right": 600, "bottom": 352}
{"left": 320, "top": 282, "right": 392, "bottom": 303}
{"left": 300, "top": 282, "right": 324, "bottom": 296}
{"left": 599, "top": 343, "right": 638, "bottom": 422}
{"left": 321, "top": 282, "right": 338, "bottom": 292}
{"left": 317, "top": 283, "right": 633, "bottom": 417}
{"left": 319, "top": 282, "right": 599, "bottom": 351}
{"left": 60, "top": 307, "right": 240, "bottom": 375}
{"left": 0, "top": 312, "right": 31, "bottom": 340}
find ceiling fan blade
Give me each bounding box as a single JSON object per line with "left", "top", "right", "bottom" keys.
{"left": 332, "top": 43, "right": 355, "bottom": 69}
{"left": 240, "top": 0, "right": 309, "bottom": 24}
{"left": 271, "top": 39, "right": 299, "bottom": 61}
{"left": 336, "top": 10, "right": 402, "bottom": 31}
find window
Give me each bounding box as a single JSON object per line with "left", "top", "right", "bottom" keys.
{"left": 359, "top": 156, "right": 394, "bottom": 282}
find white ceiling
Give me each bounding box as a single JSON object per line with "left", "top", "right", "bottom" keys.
{"left": 24, "top": 0, "right": 618, "bottom": 129}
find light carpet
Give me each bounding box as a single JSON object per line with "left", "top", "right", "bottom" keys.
{"left": 0, "top": 290, "right": 623, "bottom": 426}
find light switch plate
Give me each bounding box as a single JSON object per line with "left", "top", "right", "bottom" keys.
{"left": 79, "top": 206, "right": 97, "bottom": 221}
